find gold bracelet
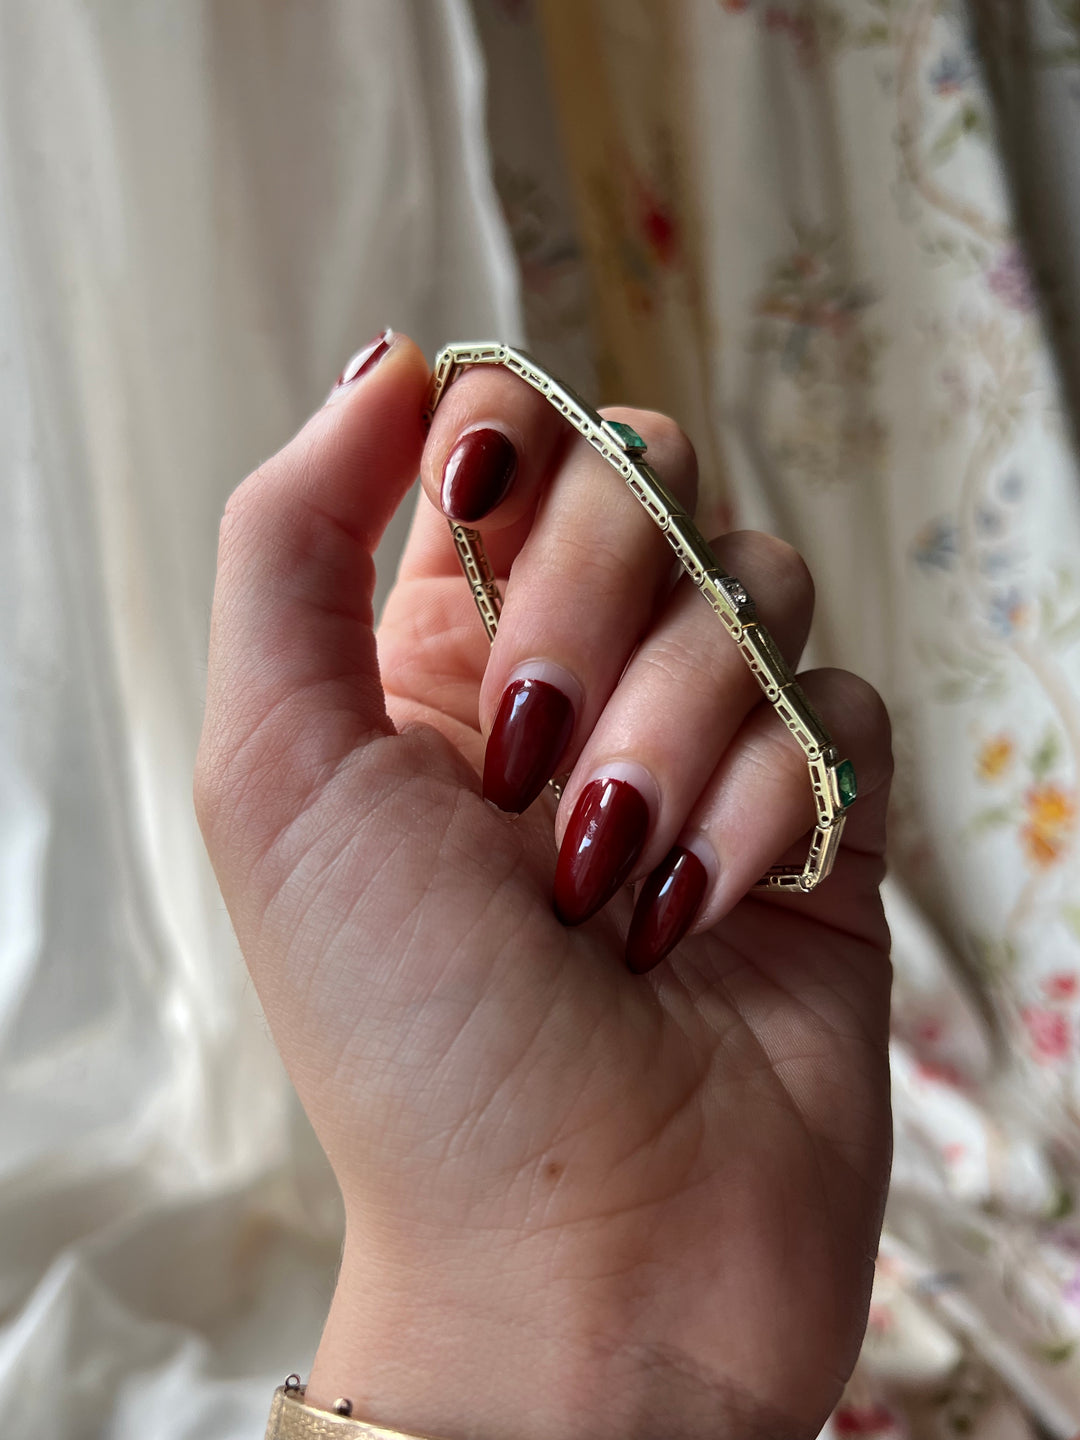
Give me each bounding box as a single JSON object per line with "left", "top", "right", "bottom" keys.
{"left": 266, "top": 1382, "right": 451, "bottom": 1440}
{"left": 424, "top": 342, "right": 857, "bottom": 893}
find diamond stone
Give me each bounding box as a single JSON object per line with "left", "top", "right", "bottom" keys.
{"left": 607, "top": 420, "right": 647, "bottom": 454}
{"left": 835, "top": 759, "right": 858, "bottom": 808}
{"left": 720, "top": 575, "right": 750, "bottom": 608}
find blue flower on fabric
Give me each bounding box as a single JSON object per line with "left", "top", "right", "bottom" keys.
{"left": 975, "top": 504, "right": 1005, "bottom": 537}
{"left": 988, "top": 587, "right": 1027, "bottom": 636}
{"left": 913, "top": 518, "right": 958, "bottom": 571}
{"left": 929, "top": 50, "right": 975, "bottom": 96}
{"left": 999, "top": 470, "right": 1024, "bottom": 503}
{"left": 980, "top": 549, "right": 1016, "bottom": 578}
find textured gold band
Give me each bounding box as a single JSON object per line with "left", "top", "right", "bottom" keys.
{"left": 266, "top": 1387, "right": 451, "bottom": 1440}
{"left": 425, "top": 342, "right": 857, "bottom": 893}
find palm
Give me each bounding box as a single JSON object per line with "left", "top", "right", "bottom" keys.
{"left": 245, "top": 566, "right": 890, "bottom": 1433}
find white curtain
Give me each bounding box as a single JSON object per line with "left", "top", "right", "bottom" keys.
{"left": 0, "top": 4, "right": 521, "bottom": 1435}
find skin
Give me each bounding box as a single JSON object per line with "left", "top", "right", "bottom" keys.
{"left": 195, "top": 333, "right": 893, "bottom": 1440}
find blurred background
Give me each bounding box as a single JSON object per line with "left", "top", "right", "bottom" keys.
{"left": 3, "top": 1, "right": 1080, "bottom": 1435}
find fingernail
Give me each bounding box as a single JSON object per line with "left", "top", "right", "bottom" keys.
{"left": 484, "top": 678, "right": 575, "bottom": 814}
{"left": 625, "top": 846, "right": 709, "bottom": 975}
{"left": 554, "top": 778, "right": 650, "bottom": 927}
{"left": 329, "top": 329, "right": 393, "bottom": 396}
{"left": 441, "top": 428, "right": 517, "bottom": 522}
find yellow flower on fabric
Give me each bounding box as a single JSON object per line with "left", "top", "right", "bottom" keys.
{"left": 977, "top": 734, "right": 1014, "bottom": 781}
{"left": 1021, "top": 784, "right": 1077, "bottom": 869}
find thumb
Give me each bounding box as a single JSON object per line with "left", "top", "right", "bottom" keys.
{"left": 196, "top": 330, "right": 431, "bottom": 869}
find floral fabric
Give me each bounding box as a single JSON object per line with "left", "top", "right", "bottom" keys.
{"left": 474, "top": 1, "right": 1080, "bottom": 1435}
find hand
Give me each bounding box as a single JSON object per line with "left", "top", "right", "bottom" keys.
{"left": 195, "top": 332, "right": 892, "bottom": 1440}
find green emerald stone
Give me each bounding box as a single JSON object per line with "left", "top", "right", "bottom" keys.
{"left": 608, "top": 420, "right": 647, "bottom": 454}
{"left": 836, "top": 759, "right": 858, "bottom": 809}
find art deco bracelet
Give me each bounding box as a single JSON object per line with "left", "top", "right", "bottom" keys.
{"left": 424, "top": 342, "right": 857, "bottom": 893}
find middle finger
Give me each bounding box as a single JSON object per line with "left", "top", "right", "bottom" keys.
{"left": 478, "top": 408, "right": 699, "bottom": 814}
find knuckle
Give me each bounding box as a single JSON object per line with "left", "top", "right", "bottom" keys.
{"left": 814, "top": 669, "right": 894, "bottom": 781}
{"left": 717, "top": 531, "right": 815, "bottom": 613}
{"left": 639, "top": 631, "right": 717, "bottom": 703}
{"left": 604, "top": 406, "right": 698, "bottom": 504}
{"left": 833, "top": 670, "right": 890, "bottom": 738}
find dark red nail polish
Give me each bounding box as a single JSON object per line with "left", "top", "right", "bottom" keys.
{"left": 484, "top": 679, "right": 575, "bottom": 814}
{"left": 625, "top": 846, "right": 708, "bottom": 975}
{"left": 441, "top": 428, "right": 517, "bottom": 522}
{"left": 335, "top": 329, "right": 393, "bottom": 388}
{"left": 554, "top": 779, "right": 650, "bottom": 927}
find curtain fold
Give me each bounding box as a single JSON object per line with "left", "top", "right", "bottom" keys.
{"left": 0, "top": 4, "right": 522, "bottom": 1435}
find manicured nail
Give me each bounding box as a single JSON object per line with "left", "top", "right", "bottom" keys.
{"left": 484, "top": 678, "right": 575, "bottom": 814}
{"left": 625, "top": 846, "right": 709, "bottom": 975}
{"left": 441, "top": 428, "right": 517, "bottom": 522}
{"left": 330, "top": 329, "right": 393, "bottom": 395}
{"left": 554, "top": 778, "right": 650, "bottom": 927}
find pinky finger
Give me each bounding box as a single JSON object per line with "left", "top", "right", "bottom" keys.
{"left": 627, "top": 669, "right": 892, "bottom": 973}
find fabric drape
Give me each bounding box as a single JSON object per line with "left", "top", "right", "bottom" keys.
{"left": 489, "top": 3, "right": 1080, "bottom": 1435}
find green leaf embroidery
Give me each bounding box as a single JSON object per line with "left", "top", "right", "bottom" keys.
{"left": 1030, "top": 728, "right": 1062, "bottom": 779}
{"left": 966, "top": 805, "right": 1016, "bottom": 837}
{"left": 1037, "top": 1340, "right": 1076, "bottom": 1365}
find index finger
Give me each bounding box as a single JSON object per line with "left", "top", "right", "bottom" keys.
{"left": 398, "top": 365, "right": 573, "bottom": 585}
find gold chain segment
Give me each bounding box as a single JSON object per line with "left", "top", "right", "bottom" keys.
{"left": 425, "top": 343, "right": 856, "bottom": 893}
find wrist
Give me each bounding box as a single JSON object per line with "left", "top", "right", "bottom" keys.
{"left": 305, "top": 1230, "right": 793, "bottom": 1440}
{"left": 307, "top": 1234, "right": 599, "bottom": 1440}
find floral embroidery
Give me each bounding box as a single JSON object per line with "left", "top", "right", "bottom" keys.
{"left": 1022, "top": 1005, "right": 1072, "bottom": 1062}
{"left": 833, "top": 1402, "right": 904, "bottom": 1437}
{"left": 1021, "top": 782, "right": 1078, "bottom": 868}
{"left": 1044, "top": 972, "right": 1079, "bottom": 1001}
{"left": 929, "top": 46, "right": 976, "bottom": 97}
{"left": 763, "top": 6, "right": 818, "bottom": 64}
{"left": 517, "top": 1, "right": 1080, "bottom": 1434}
{"left": 988, "top": 246, "right": 1039, "bottom": 314}
{"left": 750, "top": 229, "right": 887, "bottom": 490}
{"left": 633, "top": 173, "right": 680, "bottom": 270}
{"left": 977, "top": 734, "right": 1016, "bottom": 781}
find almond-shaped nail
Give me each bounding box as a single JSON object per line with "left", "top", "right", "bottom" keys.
{"left": 332, "top": 329, "right": 393, "bottom": 392}
{"left": 441, "top": 428, "right": 517, "bottom": 522}
{"left": 626, "top": 846, "right": 708, "bottom": 975}
{"left": 553, "top": 778, "right": 649, "bottom": 927}
{"left": 484, "top": 678, "right": 575, "bottom": 814}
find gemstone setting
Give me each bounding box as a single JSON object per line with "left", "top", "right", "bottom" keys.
{"left": 719, "top": 575, "right": 751, "bottom": 608}
{"left": 835, "top": 758, "right": 858, "bottom": 808}
{"left": 607, "top": 420, "right": 647, "bottom": 454}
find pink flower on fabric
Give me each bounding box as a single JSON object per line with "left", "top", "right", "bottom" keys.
{"left": 763, "top": 6, "right": 817, "bottom": 62}
{"left": 1022, "top": 1006, "right": 1071, "bottom": 1062}
{"left": 635, "top": 178, "right": 680, "bottom": 269}
{"left": 1044, "top": 973, "right": 1079, "bottom": 1002}
{"left": 987, "top": 246, "right": 1037, "bottom": 313}
{"left": 834, "top": 1403, "right": 901, "bottom": 1437}
{"left": 916, "top": 1059, "right": 965, "bottom": 1088}
{"left": 866, "top": 1302, "right": 894, "bottom": 1334}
